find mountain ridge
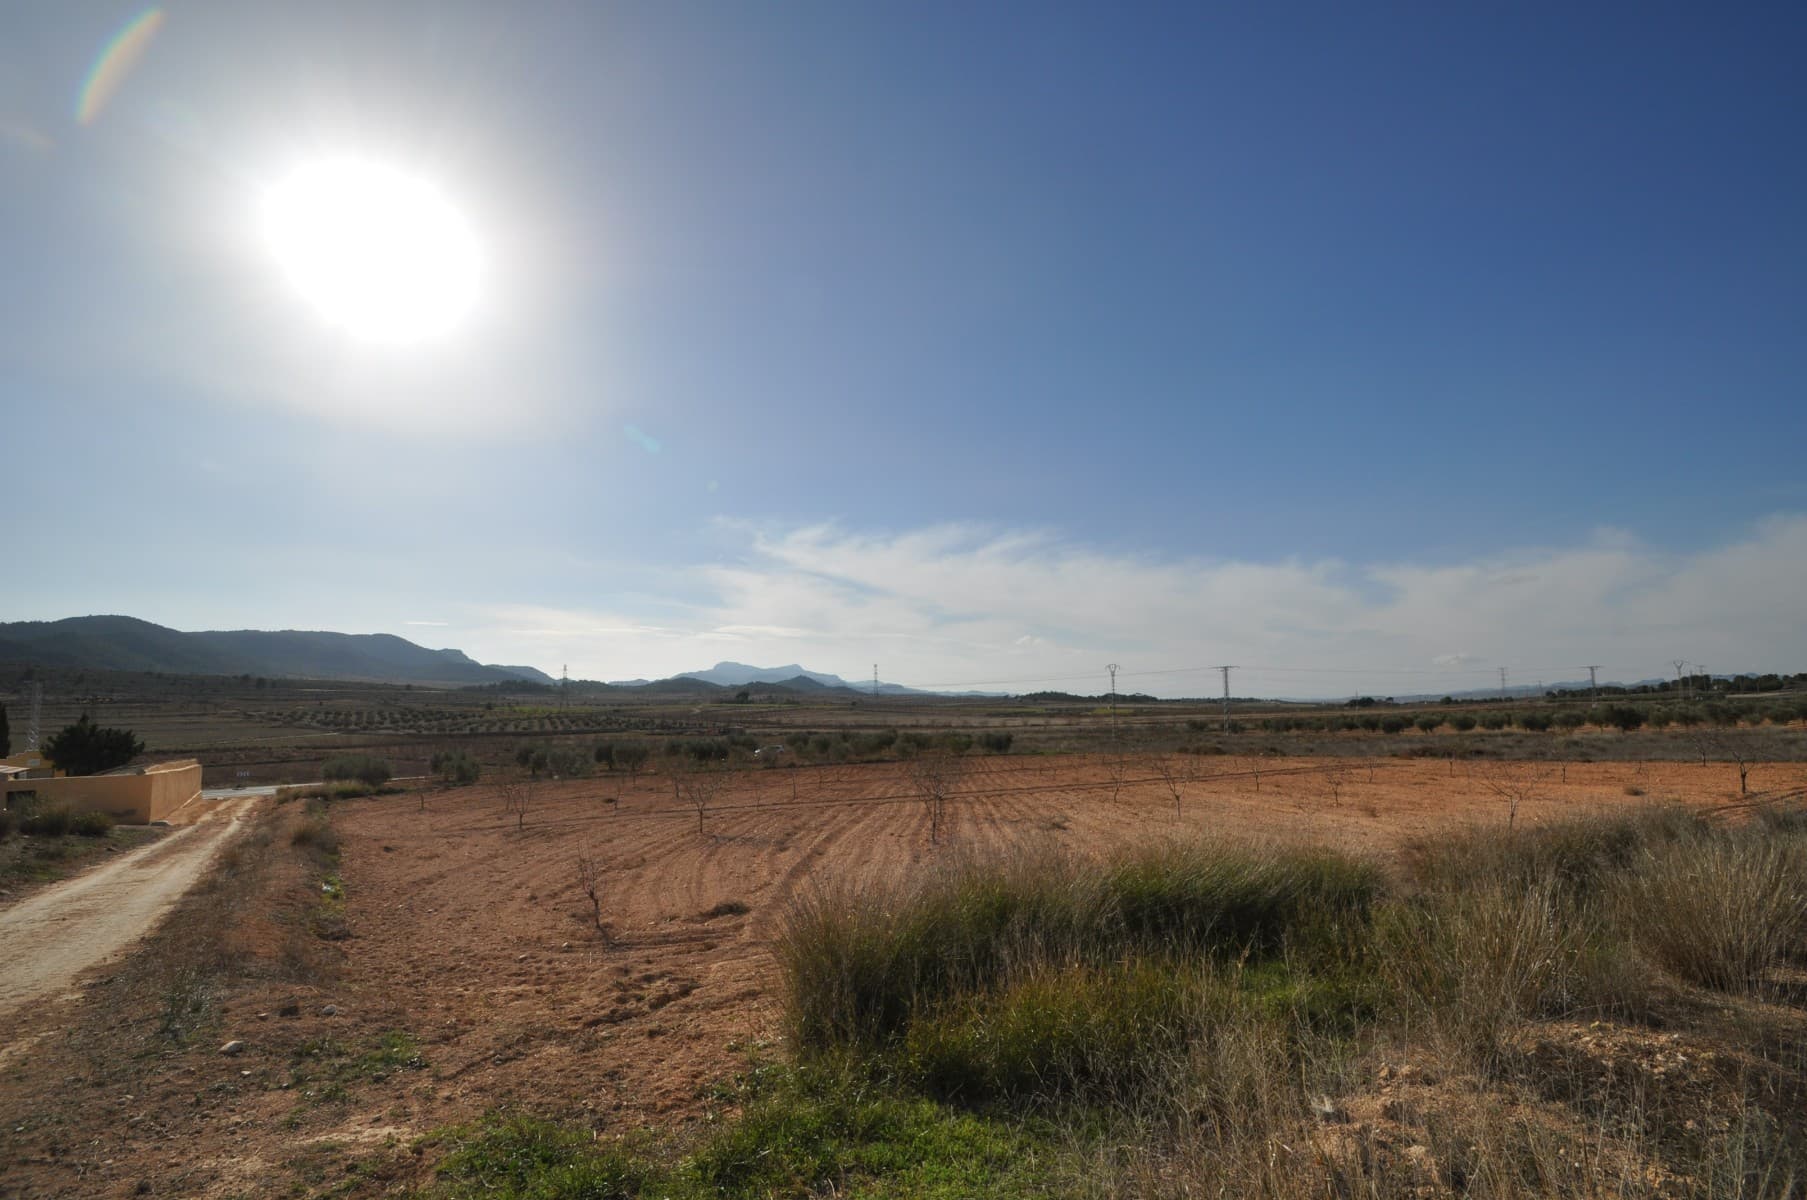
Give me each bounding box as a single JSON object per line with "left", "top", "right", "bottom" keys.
{"left": 0, "top": 616, "right": 548, "bottom": 686}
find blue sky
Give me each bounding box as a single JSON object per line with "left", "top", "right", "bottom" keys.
{"left": 3, "top": 2, "right": 1804, "bottom": 697}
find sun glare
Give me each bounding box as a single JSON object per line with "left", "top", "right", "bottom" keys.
{"left": 263, "top": 159, "right": 480, "bottom": 344}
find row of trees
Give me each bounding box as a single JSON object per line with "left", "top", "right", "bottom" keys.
{"left": 1249, "top": 698, "right": 1806, "bottom": 737}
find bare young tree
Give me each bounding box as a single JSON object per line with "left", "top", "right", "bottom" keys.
{"left": 675, "top": 763, "right": 729, "bottom": 838}
{"left": 1321, "top": 762, "right": 1349, "bottom": 807}
{"left": 1479, "top": 761, "right": 1550, "bottom": 831}
{"left": 1151, "top": 754, "right": 1196, "bottom": 820}
{"left": 1692, "top": 730, "right": 1755, "bottom": 795}
{"left": 1106, "top": 752, "right": 1129, "bottom": 805}
{"left": 907, "top": 751, "right": 966, "bottom": 845}
{"left": 574, "top": 849, "right": 610, "bottom": 940}
{"left": 498, "top": 779, "right": 533, "bottom": 830}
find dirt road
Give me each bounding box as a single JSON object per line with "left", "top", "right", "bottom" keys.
{"left": 0, "top": 797, "right": 257, "bottom": 1022}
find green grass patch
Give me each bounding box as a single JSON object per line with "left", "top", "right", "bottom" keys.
{"left": 289, "top": 1031, "right": 425, "bottom": 1106}
{"left": 414, "top": 1064, "right": 1071, "bottom": 1200}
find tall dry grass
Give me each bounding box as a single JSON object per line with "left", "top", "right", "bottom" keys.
{"left": 769, "top": 802, "right": 1807, "bottom": 1198}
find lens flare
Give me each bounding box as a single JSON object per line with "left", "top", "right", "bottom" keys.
{"left": 78, "top": 8, "right": 165, "bottom": 126}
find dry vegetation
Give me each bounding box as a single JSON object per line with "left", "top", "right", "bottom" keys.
{"left": 3, "top": 681, "right": 1807, "bottom": 1197}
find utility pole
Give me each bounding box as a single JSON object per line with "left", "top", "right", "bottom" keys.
{"left": 1498, "top": 667, "right": 1509, "bottom": 700}
{"left": 561, "top": 664, "right": 570, "bottom": 709}
{"left": 1106, "top": 664, "right": 1120, "bottom": 741}
{"left": 1585, "top": 665, "right": 1602, "bottom": 706}
{"left": 1672, "top": 659, "right": 1689, "bottom": 701}
{"left": 872, "top": 664, "right": 879, "bottom": 698}
{"left": 1215, "top": 665, "right": 1236, "bottom": 731}
{"left": 25, "top": 681, "right": 42, "bottom": 752}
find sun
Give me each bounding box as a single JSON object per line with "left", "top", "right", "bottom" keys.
{"left": 263, "top": 159, "right": 481, "bottom": 344}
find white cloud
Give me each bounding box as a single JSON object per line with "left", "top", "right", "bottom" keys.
{"left": 454, "top": 515, "right": 1807, "bottom": 697}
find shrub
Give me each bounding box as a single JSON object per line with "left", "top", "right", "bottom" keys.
{"left": 1516, "top": 711, "right": 1553, "bottom": 732}
{"left": 1617, "top": 834, "right": 1807, "bottom": 992}
{"left": 978, "top": 732, "right": 1014, "bottom": 754}
{"left": 902, "top": 960, "right": 1209, "bottom": 1105}
{"left": 430, "top": 750, "right": 481, "bottom": 786}
{"left": 1478, "top": 711, "right": 1509, "bottom": 730}
{"left": 291, "top": 815, "right": 340, "bottom": 858}
{"left": 1414, "top": 715, "right": 1440, "bottom": 733}
{"left": 321, "top": 755, "right": 393, "bottom": 787}
{"left": 20, "top": 807, "right": 72, "bottom": 837}
{"left": 1377, "top": 878, "right": 1629, "bottom": 1059}
{"left": 1378, "top": 715, "right": 1407, "bottom": 734}
{"left": 1600, "top": 703, "right": 1645, "bottom": 732}
{"left": 70, "top": 810, "right": 114, "bottom": 837}
{"left": 778, "top": 841, "right": 1381, "bottom": 1052}
{"left": 1450, "top": 713, "right": 1477, "bottom": 732}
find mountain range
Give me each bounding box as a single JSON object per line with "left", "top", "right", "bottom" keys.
{"left": 0, "top": 616, "right": 554, "bottom": 686}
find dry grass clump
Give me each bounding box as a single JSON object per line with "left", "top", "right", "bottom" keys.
{"left": 779, "top": 839, "right": 1380, "bottom": 1052}
{"left": 1617, "top": 834, "right": 1807, "bottom": 992}
{"left": 766, "top": 804, "right": 1807, "bottom": 1199}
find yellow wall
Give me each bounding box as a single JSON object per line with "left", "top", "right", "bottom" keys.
{"left": 0, "top": 760, "right": 201, "bottom": 824}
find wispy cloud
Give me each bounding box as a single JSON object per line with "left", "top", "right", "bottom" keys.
{"left": 452, "top": 515, "right": 1807, "bottom": 696}
{"left": 0, "top": 117, "right": 52, "bottom": 153}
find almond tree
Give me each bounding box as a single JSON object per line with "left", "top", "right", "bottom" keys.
{"left": 573, "top": 849, "right": 612, "bottom": 940}
{"left": 675, "top": 762, "right": 729, "bottom": 838}
{"left": 499, "top": 778, "right": 533, "bottom": 830}
{"left": 907, "top": 751, "right": 966, "bottom": 845}
{"left": 1479, "top": 761, "right": 1550, "bottom": 830}
{"left": 1151, "top": 754, "right": 1198, "bottom": 820}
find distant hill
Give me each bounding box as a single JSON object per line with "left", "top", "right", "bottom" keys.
{"left": 676, "top": 661, "right": 862, "bottom": 689}
{"left": 490, "top": 664, "right": 559, "bottom": 685}
{"left": 0, "top": 616, "right": 547, "bottom": 686}
{"left": 614, "top": 661, "right": 1001, "bottom": 698}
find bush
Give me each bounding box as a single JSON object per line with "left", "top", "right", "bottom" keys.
{"left": 430, "top": 750, "right": 481, "bottom": 786}
{"left": 1617, "top": 834, "right": 1807, "bottom": 992}
{"left": 1376, "top": 878, "right": 1632, "bottom": 1059}
{"left": 1516, "top": 711, "right": 1553, "bottom": 732}
{"left": 1378, "top": 715, "right": 1407, "bottom": 734}
{"left": 1450, "top": 713, "right": 1477, "bottom": 732}
{"left": 902, "top": 960, "right": 1210, "bottom": 1105}
{"left": 1478, "top": 711, "right": 1509, "bottom": 730}
{"left": 1414, "top": 715, "right": 1440, "bottom": 733}
{"left": 978, "top": 732, "right": 1014, "bottom": 754}
{"left": 20, "top": 808, "right": 72, "bottom": 837}
{"left": 1600, "top": 703, "right": 1646, "bottom": 732}
{"left": 322, "top": 755, "right": 393, "bottom": 787}
{"left": 70, "top": 810, "right": 114, "bottom": 837}
{"left": 778, "top": 841, "right": 1381, "bottom": 1052}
